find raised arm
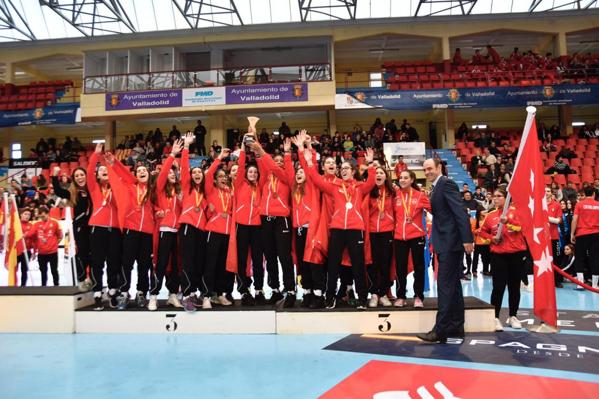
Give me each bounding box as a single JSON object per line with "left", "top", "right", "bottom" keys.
{"left": 234, "top": 148, "right": 246, "bottom": 190}
{"left": 51, "top": 167, "right": 70, "bottom": 200}
{"left": 204, "top": 149, "right": 229, "bottom": 195}
{"left": 358, "top": 149, "right": 377, "bottom": 194}
{"left": 180, "top": 132, "right": 194, "bottom": 192}
{"left": 111, "top": 156, "right": 137, "bottom": 185}
{"left": 156, "top": 139, "right": 183, "bottom": 192}
{"left": 302, "top": 148, "right": 334, "bottom": 196}
{"left": 86, "top": 145, "right": 101, "bottom": 194}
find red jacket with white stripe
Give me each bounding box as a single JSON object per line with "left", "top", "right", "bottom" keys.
{"left": 155, "top": 155, "right": 182, "bottom": 230}
{"left": 26, "top": 218, "right": 62, "bottom": 255}
{"left": 368, "top": 186, "right": 395, "bottom": 233}
{"left": 285, "top": 154, "right": 315, "bottom": 228}
{"left": 479, "top": 206, "right": 527, "bottom": 254}
{"left": 305, "top": 164, "right": 376, "bottom": 231}
{"left": 257, "top": 153, "right": 292, "bottom": 217}
{"left": 178, "top": 149, "right": 208, "bottom": 231}
{"left": 233, "top": 150, "right": 262, "bottom": 226}
{"left": 204, "top": 159, "right": 233, "bottom": 235}
{"left": 86, "top": 152, "right": 119, "bottom": 229}
{"left": 107, "top": 163, "right": 155, "bottom": 235}
{"left": 393, "top": 187, "right": 431, "bottom": 240}
{"left": 18, "top": 221, "right": 34, "bottom": 255}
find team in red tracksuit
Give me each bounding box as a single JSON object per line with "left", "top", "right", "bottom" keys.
{"left": 545, "top": 190, "right": 564, "bottom": 285}
{"left": 107, "top": 155, "right": 156, "bottom": 307}
{"left": 87, "top": 146, "right": 121, "bottom": 300}
{"left": 304, "top": 147, "right": 376, "bottom": 309}
{"left": 17, "top": 209, "right": 34, "bottom": 287}
{"left": 286, "top": 148, "right": 318, "bottom": 308}
{"left": 479, "top": 196, "right": 527, "bottom": 320}
{"left": 232, "top": 147, "right": 264, "bottom": 304}
{"left": 393, "top": 170, "right": 431, "bottom": 306}
{"left": 178, "top": 138, "right": 209, "bottom": 304}
{"left": 254, "top": 144, "right": 295, "bottom": 303}
{"left": 203, "top": 152, "right": 234, "bottom": 304}
{"left": 150, "top": 147, "right": 183, "bottom": 302}
{"left": 367, "top": 167, "right": 395, "bottom": 306}
{"left": 27, "top": 208, "right": 62, "bottom": 287}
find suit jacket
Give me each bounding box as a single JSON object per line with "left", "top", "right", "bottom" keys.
{"left": 430, "top": 176, "right": 474, "bottom": 254}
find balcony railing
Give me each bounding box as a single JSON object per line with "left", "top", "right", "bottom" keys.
{"left": 84, "top": 63, "right": 332, "bottom": 94}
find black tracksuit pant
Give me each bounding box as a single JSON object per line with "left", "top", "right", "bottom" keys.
{"left": 74, "top": 224, "right": 91, "bottom": 283}
{"left": 473, "top": 244, "right": 491, "bottom": 274}
{"left": 203, "top": 231, "right": 229, "bottom": 296}
{"left": 38, "top": 252, "right": 59, "bottom": 286}
{"left": 261, "top": 216, "right": 295, "bottom": 292}
{"left": 120, "top": 229, "right": 153, "bottom": 295}
{"left": 17, "top": 250, "right": 31, "bottom": 287}
{"left": 368, "top": 232, "right": 393, "bottom": 296}
{"left": 575, "top": 233, "right": 599, "bottom": 275}
{"left": 151, "top": 231, "right": 179, "bottom": 295}
{"left": 236, "top": 224, "right": 264, "bottom": 293}
{"left": 294, "top": 226, "right": 316, "bottom": 291}
{"left": 394, "top": 236, "right": 426, "bottom": 300}
{"left": 324, "top": 229, "right": 367, "bottom": 300}
{"left": 90, "top": 226, "right": 122, "bottom": 293}
{"left": 490, "top": 251, "right": 526, "bottom": 318}
{"left": 179, "top": 224, "right": 206, "bottom": 297}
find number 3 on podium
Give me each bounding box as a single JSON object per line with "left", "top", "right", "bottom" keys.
{"left": 378, "top": 313, "right": 391, "bottom": 332}
{"left": 166, "top": 314, "right": 178, "bottom": 332}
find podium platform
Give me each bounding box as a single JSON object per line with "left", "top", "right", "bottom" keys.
{"left": 0, "top": 288, "right": 495, "bottom": 335}
{"left": 0, "top": 287, "right": 93, "bottom": 333}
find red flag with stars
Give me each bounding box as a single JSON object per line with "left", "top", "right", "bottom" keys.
{"left": 507, "top": 108, "right": 557, "bottom": 327}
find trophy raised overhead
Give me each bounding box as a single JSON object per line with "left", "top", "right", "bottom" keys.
{"left": 247, "top": 116, "right": 260, "bottom": 136}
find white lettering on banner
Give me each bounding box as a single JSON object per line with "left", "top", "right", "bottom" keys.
{"left": 412, "top": 93, "right": 443, "bottom": 99}
{"left": 498, "top": 342, "right": 530, "bottom": 349}
{"left": 537, "top": 344, "right": 567, "bottom": 351}
{"left": 582, "top": 313, "right": 599, "bottom": 319}
{"left": 373, "top": 382, "right": 460, "bottom": 399}
{"left": 578, "top": 346, "right": 599, "bottom": 354}
{"left": 556, "top": 320, "right": 575, "bottom": 327}
{"left": 122, "top": 92, "right": 170, "bottom": 101}
{"left": 131, "top": 100, "right": 171, "bottom": 107}
{"left": 376, "top": 94, "right": 403, "bottom": 99}
{"left": 469, "top": 340, "right": 495, "bottom": 346}
{"left": 565, "top": 88, "right": 591, "bottom": 94}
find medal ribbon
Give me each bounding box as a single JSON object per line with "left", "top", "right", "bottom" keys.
{"left": 218, "top": 189, "right": 230, "bottom": 213}
{"left": 101, "top": 186, "right": 111, "bottom": 206}
{"left": 194, "top": 189, "right": 204, "bottom": 208}
{"left": 270, "top": 175, "right": 278, "bottom": 195}
{"left": 341, "top": 182, "right": 352, "bottom": 204}
{"left": 401, "top": 188, "right": 413, "bottom": 219}
{"left": 377, "top": 186, "right": 386, "bottom": 214}
{"left": 136, "top": 185, "right": 147, "bottom": 206}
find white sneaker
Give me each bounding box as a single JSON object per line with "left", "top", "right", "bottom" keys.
{"left": 148, "top": 295, "right": 158, "bottom": 311}
{"left": 217, "top": 294, "right": 233, "bottom": 306}
{"left": 167, "top": 293, "right": 183, "bottom": 308}
{"left": 368, "top": 294, "right": 379, "bottom": 308}
{"left": 393, "top": 298, "right": 406, "bottom": 307}
{"left": 379, "top": 295, "right": 392, "bottom": 307}
{"left": 202, "top": 297, "right": 212, "bottom": 309}
{"left": 507, "top": 316, "right": 522, "bottom": 329}
{"left": 494, "top": 318, "right": 504, "bottom": 332}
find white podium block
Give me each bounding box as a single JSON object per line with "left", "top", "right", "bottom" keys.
{"left": 0, "top": 287, "right": 93, "bottom": 333}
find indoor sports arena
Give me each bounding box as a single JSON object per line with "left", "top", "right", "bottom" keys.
{"left": 0, "top": 1, "right": 598, "bottom": 398}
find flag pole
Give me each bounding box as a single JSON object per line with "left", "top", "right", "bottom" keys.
{"left": 496, "top": 106, "right": 537, "bottom": 240}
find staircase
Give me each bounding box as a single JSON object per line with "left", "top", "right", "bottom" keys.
{"left": 428, "top": 149, "right": 477, "bottom": 190}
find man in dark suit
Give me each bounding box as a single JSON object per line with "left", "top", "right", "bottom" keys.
{"left": 417, "top": 158, "right": 474, "bottom": 343}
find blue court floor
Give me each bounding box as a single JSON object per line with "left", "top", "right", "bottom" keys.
{"left": 1, "top": 271, "right": 598, "bottom": 399}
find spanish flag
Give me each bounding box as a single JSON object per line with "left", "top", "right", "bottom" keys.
{"left": 4, "top": 197, "right": 23, "bottom": 286}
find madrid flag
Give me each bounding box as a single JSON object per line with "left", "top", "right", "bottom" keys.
{"left": 507, "top": 107, "right": 557, "bottom": 327}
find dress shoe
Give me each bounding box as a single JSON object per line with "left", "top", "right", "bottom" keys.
{"left": 447, "top": 329, "right": 465, "bottom": 338}
{"left": 416, "top": 330, "right": 447, "bottom": 344}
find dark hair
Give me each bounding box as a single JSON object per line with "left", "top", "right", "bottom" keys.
{"left": 563, "top": 243, "right": 575, "bottom": 255}
{"left": 68, "top": 167, "right": 88, "bottom": 207}
{"left": 189, "top": 167, "right": 205, "bottom": 195}
{"left": 583, "top": 186, "right": 596, "bottom": 198}
{"left": 398, "top": 170, "right": 420, "bottom": 191}
{"left": 494, "top": 186, "right": 508, "bottom": 198}
{"left": 245, "top": 163, "right": 260, "bottom": 185}
{"left": 165, "top": 164, "right": 181, "bottom": 199}
{"left": 38, "top": 205, "right": 49, "bottom": 214}
{"left": 370, "top": 167, "right": 395, "bottom": 199}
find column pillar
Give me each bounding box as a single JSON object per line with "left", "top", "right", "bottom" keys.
{"left": 209, "top": 114, "right": 225, "bottom": 149}
{"left": 5, "top": 62, "right": 14, "bottom": 84}
{"left": 327, "top": 109, "right": 337, "bottom": 135}
{"left": 1, "top": 128, "right": 14, "bottom": 163}
{"left": 556, "top": 31, "right": 568, "bottom": 57}
{"left": 558, "top": 104, "right": 573, "bottom": 136}
{"left": 441, "top": 108, "right": 456, "bottom": 149}
{"left": 441, "top": 36, "right": 452, "bottom": 73}
{"left": 104, "top": 120, "right": 116, "bottom": 150}
{"left": 210, "top": 49, "right": 224, "bottom": 85}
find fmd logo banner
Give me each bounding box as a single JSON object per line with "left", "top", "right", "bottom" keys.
{"left": 182, "top": 87, "right": 226, "bottom": 106}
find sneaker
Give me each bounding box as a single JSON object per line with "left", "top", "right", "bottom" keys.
{"left": 210, "top": 295, "right": 220, "bottom": 305}
{"left": 77, "top": 280, "right": 91, "bottom": 292}
{"left": 356, "top": 299, "right": 367, "bottom": 310}
{"left": 347, "top": 288, "right": 357, "bottom": 306}
{"left": 414, "top": 298, "right": 424, "bottom": 308}
{"left": 117, "top": 294, "right": 129, "bottom": 310}
{"left": 109, "top": 293, "right": 119, "bottom": 309}
{"left": 283, "top": 292, "right": 296, "bottom": 308}
{"left": 241, "top": 293, "right": 255, "bottom": 306}
{"left": 574, "top": 285, "right": 585, "bottom": 291}
{"left": 368, "top": 294, "right": 379, "bottom": 308}
{"left": 254, "top": 291, "right": 266, "bottom": 306}
{"left": 379, "top": 295, "right": 392, "bottom": 307}
{"left": 182, "top": 296, "right": 196, "bottom": 312}
{"left": 301, "top": 293, "right": 314, "bottom": 308}
{"left": 393, "top": 298, "right": 406, "bottom": 308}
{"left": 167, "top": 293, "right": 183, "bottom": 308}
{"left": 217, "top": 294, "right": 233, "bottom": 306}
{"left": 461, "top": 274, "right": 471, "bottom": 281}
{"left": 268, "top": 291, "right": 284, "bottom": 305}
{"left": 225, "top": 293, "right": 235, "bottom": 304}
{"left": 494, "top": 317, "right": 504, "bottom": 332}
{"left": 148, "top": 295, "right": 158, "bottom": 311}
{"left": 507, "top": 316, "right": 522, "bottom": 329}
{"left": 472, "top": 272, "right": 478, "bottom": 278}
{"left": 325, "top": 296, "right": 336, "bottom": 309}
{"left": 189, "top": 294, "right": 202, "bottom": 308}
{"left": 135, "top": 292, "right": 147, "bottom": 308}
{"left": 202, "top": 296, "right": 212, "bottom": 309}
{"left": 309, "top": 295, "right": 326, "bottom": 309}
{"left": 93, "top": 296, "right": 104, "bottom": 311}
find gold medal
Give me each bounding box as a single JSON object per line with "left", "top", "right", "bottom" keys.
{"left": 221, "top": 212, "right": 228, "bottom": 218}
{"left": 406, "top": 217, "right": 413, "bottom": 224}
{"left": 194, "top": 207, "right": 201, "bottom": 212}
{"left": 379, "top": 212, "right": 385, "bottom": 220}
{"left": 346, "top": 202, "right": 353, "bottom": 209}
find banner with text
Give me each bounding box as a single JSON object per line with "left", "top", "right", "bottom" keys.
{"left": 337, "top": 84, "right": 599, "bottom": 110}
{"left": 383, "top": 142, "right": 426, "bottom": 170}
{"left": 226, "top": 83, "right": 308, "bottom": 104}
{"left": 182, "top": 87, "right": 226, "bottom": 107}
{"left": 0, "top": 104, "right": 79, "bottom": 127}
{"left": 106, "top": 89, "right": 182, "bottom": 111}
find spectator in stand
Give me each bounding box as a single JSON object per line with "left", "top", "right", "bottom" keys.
{"left": 456, "top": 122, "right": 468, "bottom": 140}
{"left": 571, "top": 186, "right": 599, "bottom": 289}
{"left": 562, "top": 181, "right": 578, "bottom": 203}
{"left": 471, "top": 49, "right": 485, "bottom": 65}
{"left": 483, "top": 164, "right": 498, "bottom": 190}
{"left": 475, "top": 131, "right": 491, "bottom": 148}
{"left": 371, "top": 118, "right": 383, "bottom": 133}
{"left": 405, "top": 123, "right": 419, "bottom": 142}
{"left": 557, "top": 146, "right": 577, "bottom": 160}
{"left": 473, "top": 186, "right": 485, "bottom": 202}
{"left": 486, "top": 45, "right": 501, "bottom": 64}
{"left": 279, "top": 122, "right": 291, "bottom": 137}
{"left": 545, "top": 155, "right": 575, "bottom": 175}
{"left": 35, "top": 138, "right": 49, "bottom": 155}
{"left": 453, "top": 48, "right": 465, "bottom": 65}
{"left": 470, "top": 149, "right": 483, "bottom": 177}
{"left": 385, "top": 119, "right": 398, "bottom": 136}
{"left": 510, "top": 47, "right": 521, "bottom": 61}
{"left": 169, "top": 125, "right": 181, "bottom": 140}
{"left": 211, "top": 140, "right": 222, "bottom": 155}
{"left": 193, "top": 120, "right": 207, "bottom": 155}
{"left": 545, "top": 186, "right": 564, "bottom": 287}
{"left": 394, "top": 155, "right": 408, "bottom": 179}
{"left": 488, "top": 141, "right": 501, "bottom": 156}
{"left": 482, "top": 148, "right": 497, "bottom": 166}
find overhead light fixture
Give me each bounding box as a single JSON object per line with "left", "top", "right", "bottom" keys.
{"left": 92, "top": 139, "right": 106, "bottom": 144}
{"left": 572, "top": 122, "right": 585, "bottom": 127}
{"left": 368, "top": 48, "right": 400, "bottom": 53}
{"left": 472, "top": 124, "right": 487, "bottom": 129}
